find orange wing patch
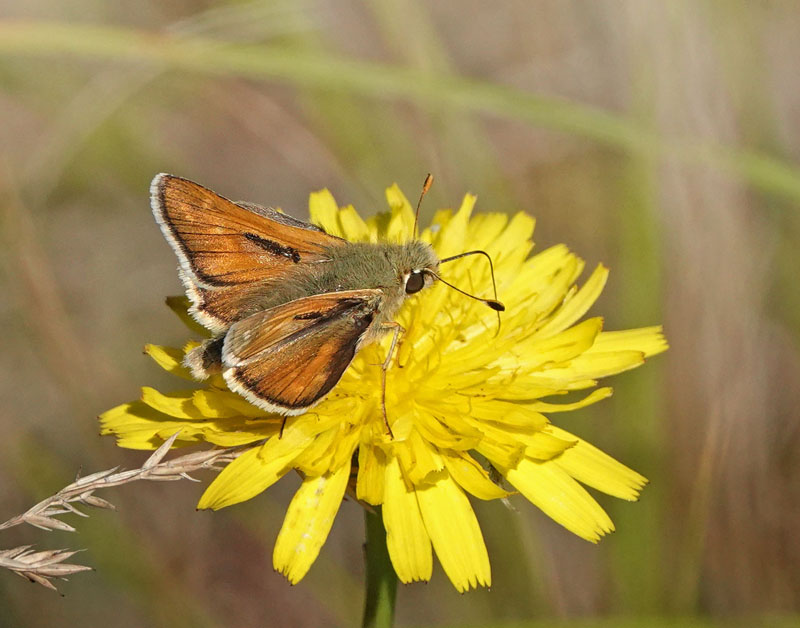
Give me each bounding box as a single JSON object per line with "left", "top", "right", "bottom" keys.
{"left": 151, "top": 174, "right": 346, "bottom": 331}
{"left": 221, "top": 290, "right": 383, "bottom": 414}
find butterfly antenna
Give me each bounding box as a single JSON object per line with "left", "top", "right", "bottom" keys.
{"left": 438, "top": 249, "right": 504, "bottom": 335}
{"left": 413, "top": 173, "right": 433, "bottom": 240}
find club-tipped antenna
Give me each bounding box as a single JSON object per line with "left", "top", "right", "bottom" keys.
{"left": 424, "top": 270, "right": 504, "bottom": 310}
{"left": 440, "top": 249, "right": 501, "bottom": 305}
{"left": 438, "top": 249, "right": 504, "bottom": 334}
{"left": 412, "top": 173, "right": 433, "bottom": 240}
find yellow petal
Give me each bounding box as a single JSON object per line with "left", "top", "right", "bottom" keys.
{"left": 110, "top": 432, "right": 179, "bottom": 449}
{"left": 308, "top": 189, "right": 342, "bottom": 235}
{"left": 487, "top": 211, "right": 535, "bottom": 263}
{"left": 442, "top": 450, "right": 511, "bottom": 500}
{"left": 165, "top": 295, "right": 210, "bottom": 337}
{"left": 481, "top": 381, "right": 565, "bottom": 401}
{"left": 273, "top": 464, "right": 350, "bottom": 584}
{"left": 502, "top": 457, "right": 614, "bottom": 542}
{"left": 293, "top": 422, "right": 360, "bottom": 477}
{"left": 467, "top": 418, "right": 571, "bottom": 462}
{"left": 293, "top": 426, "right": 340, "bottom": 476}
{"left": 384, "top": 184, "right": 415, "bottom": 242}
{"left": 413, "top": 408, "right": 480, "bottom": 450}
{"left": 190, "top": 390, "right": 245, "bottom": 419}
{"left": 528, "top": 256, "right": 585, "bottom": 320}
{"left": 385, "top": 183, "right": 412, "bottom": 214}
{"left": 144, "top": 344, "right": 194, "bottom": 380}
{"left": 382, "top": 455, "right": 432, "bottom": 583}
{"left": 415, "top": 398, "right": 484, "bottom": 441}
{"left": 332, "top": 425, "right": 365, "bottom": 471}
{"left": 357, "top": 445, "right": 386, "bottom": 505}
{"left": 546, "top": 425, "right": 648, "bottom": 500}
{"left": 99, "top": 400, "right": 167, "bottom": 433}
{"left": 464, "top": 212, "right": 508, "bottom": 252}
{"left": 536, "top": 264, "right": 608, "bottom": 337}
{"left": 589, "top": 326, "right": 668, "bottom": 358}
{"left": 523, "top": 430, "right": 577, "bottom": 461}
{"left": 416, "top": 473, "right": 491, "bottom": 591}
{"left": 428, "top": 208, "right": 453, "bottom": 234}
{"left": 526, "top": 387, "right": 613, "bottom": 412}
{"left": 140, "top": 387, "right": 204, "bottom": 420}
{"left": 198, "top": 439, "right": 297, "bottom": 510}
{"left": 469, "top": 400, "right": 548, "bottom": 430}
{"left": 395, "top": 431, "right": 445, "bottom": 486}
{"left": 506, "top": 375, "right": 599, "bottom": 393}
{"left": 102, "top": 398, "right": 270, "bottom": 449}
{"left": 525, "top": 244, "right": 575, "bottom": 277}
{"left": 337, "top": 204, "right": 370, "bottom": 241}
{"left": 540, "top": 350, "right": 646, "bottom": 382}
{"left": 99, "top": 401, "right": 190, "bottom": 449}
{"left": 433, "top": 193, "right": 474, "bottom": 258}
{"left": 201, "top": 423, "right": 278, "bottom": 447}
{"left": 475, "top": 435, "right": 525, "bottom": 470}
{"left": 266, "top": 414, "right": 324, "bottom": 454}
{"left": 192, "top": 389, "right": 267, "bottom": 419}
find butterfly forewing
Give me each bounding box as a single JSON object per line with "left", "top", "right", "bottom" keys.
{"left": 221, "top": 290, "right": 383, "bottom": 414}
{"left": 151, "top": 174, "right": 346, "bottom": 331}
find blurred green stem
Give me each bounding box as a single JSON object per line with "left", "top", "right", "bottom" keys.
{"left": 363, "top": 508, "right": 397, "bottom": 628}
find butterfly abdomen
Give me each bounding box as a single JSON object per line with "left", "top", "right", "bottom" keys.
{"left": 185, "top": 336, "right": 224, "bottom": 379}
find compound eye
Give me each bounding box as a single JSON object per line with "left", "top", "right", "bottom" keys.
{"left": 405, "top": 271, "right": 425, "bottom": 294}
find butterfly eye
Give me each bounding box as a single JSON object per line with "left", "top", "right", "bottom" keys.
{"left": 405, "top": 271, "right": 425, "bottom": 294}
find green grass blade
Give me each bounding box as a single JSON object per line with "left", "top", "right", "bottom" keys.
{"left": 1, "top": 20, "right": 798, "bottom": 201}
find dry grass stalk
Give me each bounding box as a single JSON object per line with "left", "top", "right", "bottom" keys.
{"left": 0, "top": 433, "right": 254, "bottom": 592}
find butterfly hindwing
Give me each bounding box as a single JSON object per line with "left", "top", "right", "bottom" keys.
{"left": 220, "top": 289, "right": 383, "bottom": 414}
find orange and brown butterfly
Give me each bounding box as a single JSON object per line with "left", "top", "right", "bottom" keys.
{"left": 150, "top": 174, "right": 503, "bottom": 429}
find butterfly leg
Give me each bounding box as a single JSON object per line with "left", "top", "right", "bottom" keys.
{"left": 380, "top": 321, "right": 405, "bottom": 438}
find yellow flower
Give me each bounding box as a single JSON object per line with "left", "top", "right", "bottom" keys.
{"left": 100, "top": 185, "right": 667, "bottom": 592}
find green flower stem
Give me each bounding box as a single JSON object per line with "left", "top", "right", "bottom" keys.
{"left": 363, "top": 507, "right": 397, "bottom": 628}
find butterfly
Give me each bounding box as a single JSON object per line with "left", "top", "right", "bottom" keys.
{"left": 150, "top": 174, "right": 502, "bottom": 432}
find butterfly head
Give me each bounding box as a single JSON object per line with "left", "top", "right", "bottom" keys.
{"left": 396, "top": 240, "right": 440, "bottom": 297}
{"left": 388, "top": 240, "right": 505, "bottom": 316}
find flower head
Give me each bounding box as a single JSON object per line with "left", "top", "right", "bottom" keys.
{"left": 101, "top": 185, "right": 667, "bottom": 592}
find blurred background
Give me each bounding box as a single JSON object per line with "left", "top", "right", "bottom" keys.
{"left": 1, "top": 1, "right": 799, "bottom": 626}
